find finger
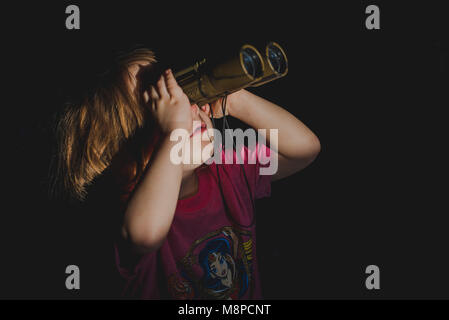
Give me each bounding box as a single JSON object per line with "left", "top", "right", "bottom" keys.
{"left": 143, "top": 91, "right": 150, "bottom": 104}
{"left": 164, "top": 69, "right": 182, "bottom": 97}
{"left": 198, "top": 108, "right": 211, "bottom": 127}
{"left": 149, "top": 85, "right": 159, "bottom": 101}
{"left": 151, "top": 100, "right": 157, "bottom": 113}
{"left": 200, "top": 104, "right": 211, "bottom": 117}
{"left": 149, "top": 86, "right": 159, "bottom": 112}
{"left": 156, "top": 74, "right": 170, "bottom": 98}
{"left": 209, "top": 102, "right": 223, "bottom": 119}
{"left": 191, "top": 104, "right": 199, "bottom": 116}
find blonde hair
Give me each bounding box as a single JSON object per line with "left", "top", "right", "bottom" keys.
{"left": 51, "top": 47, "right": 158, "bottom": 201}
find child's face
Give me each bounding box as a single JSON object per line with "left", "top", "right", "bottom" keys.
{"left": 181, "top": 104, "right": 215, "bottom": 171}
{"left": 129, "top": 62, "right": 215, "bottom": 170}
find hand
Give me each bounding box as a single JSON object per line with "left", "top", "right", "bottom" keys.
{"left": 147, "top": 69, "right": 193, "bottom": 135}
{"left": 206, "top": 90, "right": 244, "bottom": 119}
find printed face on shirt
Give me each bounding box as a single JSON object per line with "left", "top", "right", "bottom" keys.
{"left": 167, "top": 228, "right": 253, "bottom": 299}
{"left": 208, "top": 252, "right": 230, "bottom": 279}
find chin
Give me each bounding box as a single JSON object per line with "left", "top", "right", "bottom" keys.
{"left": 184, "top": 142, "right": 213, "bottom": 170}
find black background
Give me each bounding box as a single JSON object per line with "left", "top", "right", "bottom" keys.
{"left": 2, "top": 0, "right": 448, "bottom": 299}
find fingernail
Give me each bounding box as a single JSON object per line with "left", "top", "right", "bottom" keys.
{"left": 165, "top": 69, "right": 171, "bottom": 75}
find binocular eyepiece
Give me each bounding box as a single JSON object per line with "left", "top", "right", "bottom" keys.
{"left": 173, "top": 42, "right": 288, "bottom": 106}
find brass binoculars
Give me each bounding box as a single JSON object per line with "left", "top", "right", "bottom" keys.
{"left": 173, "top": 42, "right": 288, "bottom": 107}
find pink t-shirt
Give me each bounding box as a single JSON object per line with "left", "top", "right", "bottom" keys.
{"left": 115, "top": 144, "right": 271, "bottom": 299}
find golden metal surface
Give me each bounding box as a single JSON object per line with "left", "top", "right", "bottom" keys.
{"left": 173, "top": 42, "right": 288, "bottom": 106}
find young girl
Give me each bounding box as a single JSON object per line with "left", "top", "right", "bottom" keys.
{"left": 53, "top": 47, "right": 320, "bottom": 299}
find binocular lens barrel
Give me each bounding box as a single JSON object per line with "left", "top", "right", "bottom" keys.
{"left": 241, "top": 47, "right": 264, "bottom": 79}
{"left": 250, "top": 42, "right": 288, "bottom": 87}
{"left": 267, "top": 42, "right": 288, "bottom": 75}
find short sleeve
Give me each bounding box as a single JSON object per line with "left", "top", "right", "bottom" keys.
{"left": 240, "top": 143, "right": 272, "bottom": 200}
{"left": 114, "top": 236, "right": 156, "bottom": 281}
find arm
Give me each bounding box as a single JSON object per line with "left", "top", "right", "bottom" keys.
{"left": 122, "top": 69, "right": 192, "bottom": 254}
{"left": 122, "top": 137, "right": 183, "bottom": 254}
{"left": 224, "top": 89, "right": 321, "bottom": 181}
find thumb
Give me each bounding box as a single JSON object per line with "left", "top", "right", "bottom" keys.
{"left": 200, "top": 104, "right": 211, "bottom": 117}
